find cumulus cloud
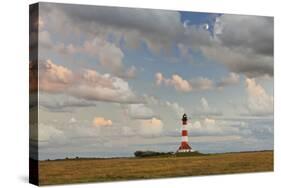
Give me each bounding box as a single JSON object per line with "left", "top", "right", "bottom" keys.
{"left": 38, "top": 123, "right": 64, "bottom": 142}
{"left": 156, "top": 72, "right": 242, "bottom": 92}
{"left": 80, "top": 38, "right": 124, "bottom": 74}
{"left": 39, "top": 59, "right": 73, "bottom": 92}
{"left": 155, "top": 72, "right": 240, "bottom": 92}
{"left": 39, "top": 59, "right": 143, "bottom": 104}
{"left": 93, "top": 117, "right": 113, "bottom": 127}
{"left": 201, "top": 98, "right": 209, "bottom": 111}
{"left": 142, "top": 95, "right": 186, "bottom": 118}
{"left": 201, "top": 44, "right": 273, "bottom": 78}
{"left": 190, "top": 118, "right": 242, "bottom": 136}
{"left": 39, "top": 4, "right": 273, "bottom": 78}
{"left": 190, "top": 77, "right": 214, "bottom": 90}
{"left": 126, "top": 104, "right": 155, "bottom": 120}
{"left": 165, "top": 101, "right": 185, "bottom": 117}
{"left": 181, "top": 116, "right": 273, "bottom": 152}
{"left": 155, "top": 72, "right": 192, "bottom": 92}
{"left": 125, "top": 66, "right": 137, "bottom": 79}
{"left": 39, "top": 32, "right": 136, "bottom": 78}
{"left": 216, "top": 72, "right": 240, "bottom": 89}
{"left": 214, "top": 15, "right": 273, "bottom": 56}
{"left": 39, "top": 93, "right": 96, "bottom": 112}
{"left": 244, "top": 78, "right": 273, "bottom": 116}
{"left": 193, "top": 97, "right": 222, "bottom": 116}
{"left": 165, "top": 117, "right": 252, "bottom": 140}
{"left": 139, "top": 118, "right": 163, "bottom": 136}
{"left": 155, "top": 72, "right": 164, "bottom": 86}
{"left": 202, "top": 15, "right": 273, "bottom": 78}
{"left": 155, "top": 72, "right": 216, "bottom": 92}
{"left": 182, "top": 15, "right": 273, "bottom": 78}
{"left": 41, "top": 3, "right": 184, "bottom": 52}
{"left": 168, "top": 74, "right": 193, "bottom": 92}
{"left": 70, "top": 69, "right": 142, "bottom": 103}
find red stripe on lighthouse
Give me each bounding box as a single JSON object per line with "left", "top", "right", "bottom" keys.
{"left": 182, "top": 130, "right": 188, "bottom": 136}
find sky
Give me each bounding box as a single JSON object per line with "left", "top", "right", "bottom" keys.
{"left": 30, "top": 3, "right": 274, "bottom": 160}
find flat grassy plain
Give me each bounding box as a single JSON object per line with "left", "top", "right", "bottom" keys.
{"left": 39, "top": 150, "right": 273, "bottom": 185}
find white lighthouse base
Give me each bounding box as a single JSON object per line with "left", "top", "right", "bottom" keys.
{"left": 177, "top": 149, "right": 195, "bottom": 153}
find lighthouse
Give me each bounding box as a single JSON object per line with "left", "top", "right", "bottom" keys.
{"left": 177, "top": 113, "right": 192, "bottom": 153}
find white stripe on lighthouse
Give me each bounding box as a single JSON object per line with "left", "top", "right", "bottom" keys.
{"left": 182, "top": 136, "right": 188, "bottom": 142}
{"left": 182, "top": 125, "right": 188, "bottom": 130}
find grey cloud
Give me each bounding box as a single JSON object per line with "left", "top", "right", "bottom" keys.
{"left": 202, "top": 15, "right": 274, "bottom": 78}
{"left": 183, "top": 15, "right": 273, "bottom": 78}
{"left": 40, "top": 3, "right": 184, "bottom": 52}
{"left": 201, "top": 43, "right": 273, "bottom": 78}
{"left": 216, "top": 15, "right": 273, "bottom": 56}
{"left": 216, "top": 72, "right": 240, "bottom": 88}
{"left": 40, "top": 2, "right": 273, "bottom": 78}
{"left": 62, "top": 4, "right": 183, "bottom": 37}
{"left": 40, "top": 93, "right": 96, "bottom": 112}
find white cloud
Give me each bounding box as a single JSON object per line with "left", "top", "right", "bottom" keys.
{"left": 165, "top": 101, "right": 185, "bottom": 117}
{"left": 245, "top": 78, "right": 273, "bottom": 116}
{"left": 155, "top": 73, "right": 216, "bottom": 92}
{"left": 38, "top": 123, "right": 64, "bottom": 142}
{"left": 126, "top": 104, "right": 155, "bottom": 119}
{"left": 82, "top": 38, "right": 124, "bottom": 73}
{"left": 39, "top": 59, "right": 73, "bottom": 93}
{"left": 39, "top": 60, "right": 143, "bottom": 104}
{"left": 169, "top": 74, "right": 193, "bottom": 92}
{"left": 39, "top": 31, "right": 136, "bottom": 78}
{"left": 201, "top": 98, "right": 209, "bottom": 111}
{"left": 155, "top": 72, "right": 192, "bottom": 92}
{"left": 125, "top": 66, "right": 137, "bottom": 79}
{"left": 156, "top": 71, "right": 239, "bottom": 92}
{"left": 193, "top": 97, "right": 222, "bottom": 116}
{"left": 70, "top": 69, "right": 142, "bottom": 103}
{"left": 155, "top": 72, "right": 165, "bottom": 86}
{"left": 93, "top": 117, "right": 113, "bottom": 127}
{"left": 190, "top": 118, "right": 241, "bottom": 136}
{"left": 190, "top": 77, "right": 214, "bottom": 90}
{"left": 139, "top": 118, "right": 163, "bottom": 136}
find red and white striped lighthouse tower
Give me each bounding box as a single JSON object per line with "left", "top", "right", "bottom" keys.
{"left": 177, "top": 113, "right": 192, "bottom": 152}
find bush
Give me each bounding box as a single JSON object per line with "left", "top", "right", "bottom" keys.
{"left": 134, "top": 150, "right": 174, "bottom": 157}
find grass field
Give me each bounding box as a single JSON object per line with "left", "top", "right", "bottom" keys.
{"left": 38, "top": 150, "right": 273, "bottom": 185}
